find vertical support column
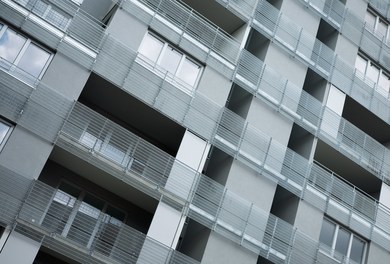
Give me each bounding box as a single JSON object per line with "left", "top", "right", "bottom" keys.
{"left": 0, "top": 231, "right": 40, "bottom": 264}
{"left": 137, "top": 131, "right": 210, "bottom": 262}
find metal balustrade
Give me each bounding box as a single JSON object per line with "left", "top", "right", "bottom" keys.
{"left": 2, "top": 16, "right": 390, "bottom": 255}
{"left": 217, "top": 0, "right": 390, "bottom": 126}
{"left": 2, "top": 0, "right": 390, "bottom": 259}
{"left": 0, "top": 61, "right": 73, "bottom": 143}
{"left": 5, "top": 0, "right": 390, "bottom": 188}
{"left": 2, "top": 4, "right": 390, "bottom": 253}
{"left": 0, "top": 177, "right": 198, "bottom": 264}
{"left": 55, "top": 101, "right": 390, "bottom": 256}
{"left": 236, "top": 49, "right": 390, "bottom": 183}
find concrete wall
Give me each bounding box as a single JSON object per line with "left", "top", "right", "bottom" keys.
{"left": 226, "top": 161, "right": 277, "bottom": 212}
{"left": 0, "top": 127, "right": 52, "bottom": 179}
{"left": 366, "top": 242, "right": 390, "bottom": 264}
{"left": 201, "top": 232, "right": 258, "bottom": 264}
{"left": 293, "top": 200, "right": 324, "bottom": 240}
{"left": 197, "top": 66, "right": 232, "bottom": 107}
{"left": 107, "top": 8, "right": 147, "bottom": 51}
{"left": 42, "top": 53, "right": 90, "bottom": 100}
{"left": 279, "top": 0, "right": 320, "bottom": 36}
{"left": 0, "top": 231, "right": 40, "bottom": 264}
{"left": 335, "top": 0, "right": 367, "bottom": 66}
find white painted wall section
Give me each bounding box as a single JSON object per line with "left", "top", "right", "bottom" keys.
{"left": 321, "top": 85, "right": 346, "bottom": 138}
{"left": 0, "top": 231, "right": 40, "bottom": 264}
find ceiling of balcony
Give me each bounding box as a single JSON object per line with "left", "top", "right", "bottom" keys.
{"left": 50, "top": 147, "right": 159, "bottom": 213}
{"left": 79, "top": 73, "right": 185, "bottom": 156}
{"left": 315, "top": 140, "right": 382, "bottom": 198}
{"left": 343, "top": 96, "right": 390, "bottom": 145}
{"left": 181, "top": 0, "right": 246, "bottom": 35}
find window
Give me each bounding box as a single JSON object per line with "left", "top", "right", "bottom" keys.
{"left": 0, "top": 23, "right": 52, "bottom": 81}
{"left": 137, "top": 32, "right": 203, "bottom": 94}
{"left": 15, "top": 0, "right": 72, "bottom": 30}
{"left": 365, "top": 10, "right": 389, "bottom": 42}
{"left": 354, "top": 54, "right": 390, "bottom": 97}
{"left": 319, "top": 218, "right": 366, "bottom": 263}
{"left": 0, "top": 120, "right": 12, "bottom": 152}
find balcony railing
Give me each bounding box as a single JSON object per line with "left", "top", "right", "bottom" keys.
{"left": 120, "top": 0, "right": 240, "bottom": 77}
{"left": 1, "top": 10, "right": 390, "bottom": 254}
{"left": 5, "top": 0, "right": 390, "bottom": 188}
{"left": 225, "top": 0, "right": 390, "bottom": 126}
{"left": 12, "top": 179, "right": 200, "bottom": 264}
{"left": 56, "top": 101, "right": 390, "bottom": 255}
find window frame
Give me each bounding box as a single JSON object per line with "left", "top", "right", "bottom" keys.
{"left": 354, "top": 53, "right": 390, "bottom": 97}
{"left": 319, "top": 218, "right": 367, "bottom": 264}
{"left": 365, "top": 9, "right": 390, "bottom": 42}
{"left": 0, "top": 119, "right": 13, "bottom": 152}
{"left": 0, "top": 23, "right": 53, "bottom": 82}
{"left": 137, "top": 31, "right": 204, "bottom": 95}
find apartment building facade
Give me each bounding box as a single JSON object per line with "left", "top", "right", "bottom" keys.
{"left": 0, "top": 0, "right": 390, "bottom": 263}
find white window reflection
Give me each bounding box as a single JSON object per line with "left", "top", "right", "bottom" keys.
{"left": 319, "top": 218, "right": 366, "bottom": 263}
{"left": 137, "top": 32, "right": 203, "bottom": 94}
{"left": 18, "top": 43, "right": 51, "bottom": 78}
{"left": 0, "top": 120, "right": 12, "bottom": 152}
{"left": 0, "top": 23, "right": 53, "bottom": 81}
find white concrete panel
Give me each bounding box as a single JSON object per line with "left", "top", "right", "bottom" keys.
{"left": 380, "top": 183, "right": 390, "bottom": 208}
{"left": 0, "top": 231, "right": 40, "bottom": 264}
{"left": 146, "top": 202, "right": 185, "bottom": 248}
{"left": 326, "top": 85, "right": 346, "bottom": 115}
{"left": 165, "top": 131, "right": 210, "bottom": 199}
{"left": 176, "top": 131, "right": 210, "bottom": 172}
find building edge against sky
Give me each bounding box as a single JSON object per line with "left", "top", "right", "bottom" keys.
{"left": 1, "top": 0, "right": 390, "bottom": 263}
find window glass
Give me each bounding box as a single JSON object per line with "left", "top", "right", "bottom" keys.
{"left": 0, "top": 28, "right": 27, "bottom": 63}
{"left": 378, "top": 72, "right": 390, "bottom": 93}
{"left": 178, "top": 58, "right": 201, "bottom": 86}
{"left": 18, "top": 43, "right": 51, "bottom": 77}
{"left": 335, "top": 228, "right": 350, "bottom": 256}
{"left": 367, "top": 63, "right": 380, "bottom": 82}
{"left": 365, "top": 11, "right": 376, "bottom": 30}
{"left": 355, "top": 56, "right": 367, "bottom": 75}
{"left": 319, "top": 219, "right": 336, "bottom": 247}
{"left": 350, "top": 236, "right": 365, "bottom": 263}
{"left": 0, "top": 122, "right": 11, "bottom": 145}
{"left": 139, "top": 34, "right": 164, "bottom": 63}
{"left": 160, "top": 46, "right": 181, "bottom": 74}
{"left": 377, "top": 19, "right": 388, "bottom": 39}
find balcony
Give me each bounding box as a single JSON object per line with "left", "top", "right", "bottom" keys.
{"left": 15, "top": 180, "right": 199, "bottom": 264}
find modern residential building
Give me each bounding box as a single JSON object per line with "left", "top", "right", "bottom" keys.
{"left": 1, "top": 0, "right": 390, "bottom": 263}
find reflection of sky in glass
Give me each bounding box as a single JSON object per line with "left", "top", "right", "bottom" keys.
{"left": 0, "top": 29, "right": 26, "bottom": 63}
{"left": 139, "top": 34, "right": 163, "bottom": 62}
{"left": 18, "top": 44, "right": 50, "bottom": 77}
{"left": 160, "top": 46, "right": 181, "bottom": 74}
{"left": 0, "top": 122, "right": 10, "bottom": 144}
